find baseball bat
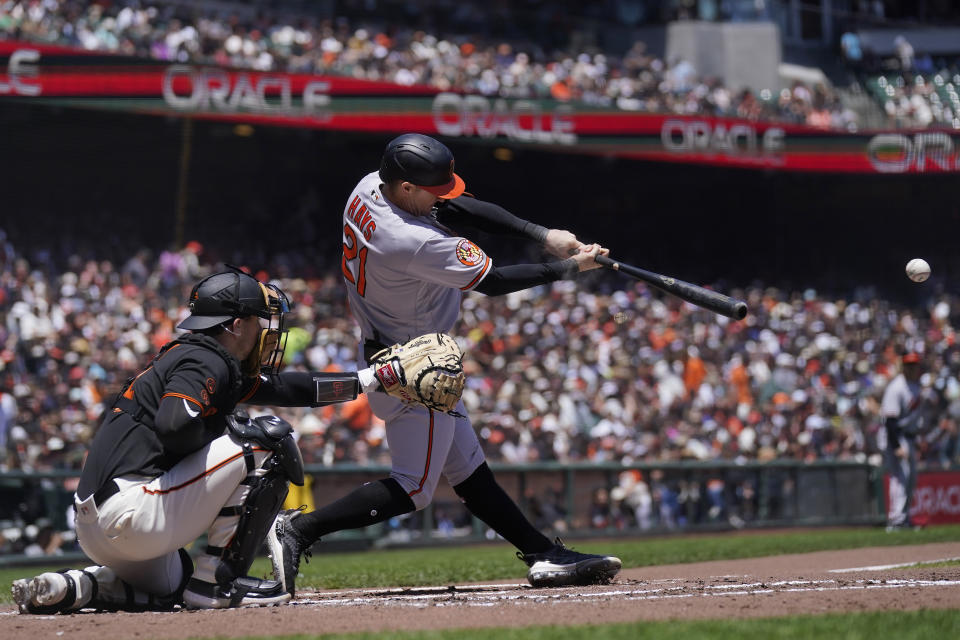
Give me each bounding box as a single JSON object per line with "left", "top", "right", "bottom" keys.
{"left": 595, "top": 255, "right": 748, "bottom": 320}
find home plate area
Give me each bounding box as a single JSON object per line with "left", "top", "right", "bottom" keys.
{"left": 3, "top": 544, "right": 960, "bottom": 640}
{"left": 291, "top": 574, "right": 960, "bottom": 609}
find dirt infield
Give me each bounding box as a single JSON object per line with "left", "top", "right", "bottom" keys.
{"left": 3, "top": 542, "right": 960, "bottom": 639}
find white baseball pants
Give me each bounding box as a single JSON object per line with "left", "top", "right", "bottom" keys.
{"left": 74, "top": 433, "right": 272, "bottom": 596}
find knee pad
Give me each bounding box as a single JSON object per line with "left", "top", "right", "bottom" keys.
{"left": 227, "top": 411, "right": 304, "bottom": 485}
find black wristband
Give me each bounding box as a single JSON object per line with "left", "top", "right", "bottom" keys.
{"left": 524, "top": 223, "right": 549, "bottom": 244}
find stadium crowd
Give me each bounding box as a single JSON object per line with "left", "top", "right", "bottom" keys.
{"left": 2, "top": 233, "right": 959, "bottom": 550}
{"left": 0, "top": 0, "right": 857, "bottom": 129}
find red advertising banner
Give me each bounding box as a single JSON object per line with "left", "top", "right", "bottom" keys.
{"left": 2, "top": 40, "right": 959, "bottom": 173}
{"left": 886, "top": 471, "right": 960, "bottom": 526}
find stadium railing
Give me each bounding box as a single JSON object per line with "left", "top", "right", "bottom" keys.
{"left": 0, "top": 460, "right": 889, "bottom": 567}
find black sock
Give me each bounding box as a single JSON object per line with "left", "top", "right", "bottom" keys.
{"left": 292, "top": 478, "right": 415, "bottom": 542}
{"left": 453, "top": 463, "right": 553, "bottom": 555}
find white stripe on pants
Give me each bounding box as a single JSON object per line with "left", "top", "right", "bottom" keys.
{"left": 366, "top": 393, "right": 485, "bottom": 511}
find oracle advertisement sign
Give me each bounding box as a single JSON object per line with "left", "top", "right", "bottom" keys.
{"left": 886, "top": 472, "right": 960, "bottom": 526}
{"left": 2, "top": 40, "right": 959, "bottom": 173}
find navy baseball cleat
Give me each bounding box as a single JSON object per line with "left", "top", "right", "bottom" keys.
{"left": 517, "top": 538, "right": 622, "bottom": 587}
{"left": 267, "top": 508, "right": 313, "bottom": 597}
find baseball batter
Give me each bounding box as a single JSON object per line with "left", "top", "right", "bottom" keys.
{"left": 274, "top": 133, "right": 622, "bottom": 592}
{"left": 11, "top": 269, "right": 450, "bottom": 613}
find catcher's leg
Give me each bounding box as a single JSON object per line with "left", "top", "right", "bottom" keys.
{"left": 182, "top": 416, "right": 303, "bottom": 609}
{"left": 73, "top": 417, "right": 299, "bottom": 610}
{"left": 12, "top": 550, "right": 192, "bottom": 614}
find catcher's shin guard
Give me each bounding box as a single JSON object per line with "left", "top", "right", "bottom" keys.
{"left": 185, "top": 462, "right": 291, "bottom": 608}
{"left": 186, "top": 415, "right": 301, "bottom": 608}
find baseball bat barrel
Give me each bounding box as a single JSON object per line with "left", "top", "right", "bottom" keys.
{"left": 595, "top": 255, "right": 747, "bottom": 320}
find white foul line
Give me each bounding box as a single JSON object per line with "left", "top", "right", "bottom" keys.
{"left": 289, "top": 578, "right": 960, "bottom": 609}
{"left": 829, "top": 557, "right": 960, "bottom": 573}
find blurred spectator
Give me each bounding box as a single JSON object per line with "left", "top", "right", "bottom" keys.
{"left": 0, "top": 0, "right": 857, "bottom": 129}
{"left": 893, "top": 35, "right": 914, "bottom": 73}
{"left": 3, "top": 220, "right": 960, "bottom": 545}
{"left": 589, "top": 486, "right": 612, "bottom": 529}
{"left": 610, "top": 469, "right": 653, "bottom": 530}
{"left": 525, "top": 484, "right": 568, "bottom": 533}
{"left": 4, "top": 239, "right": 960, "bottom": 477}
{"left": 840, "top": 30, "right": 863, "bottom": 68}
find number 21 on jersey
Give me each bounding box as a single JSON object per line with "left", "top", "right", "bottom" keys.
{"left": 342, "top": 223, "right": 368, "bottom": 296}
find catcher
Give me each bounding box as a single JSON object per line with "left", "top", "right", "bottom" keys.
{"left": 12, "top": 268, "right": 464, "bottom": 613}
{"left": 272, "top": 133, "right": 621, "bottom": 597}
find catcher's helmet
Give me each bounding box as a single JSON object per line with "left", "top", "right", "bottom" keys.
{"left": 379, "top": 133, "right": 465, "bottom": 199}
{"left": 177, "top": 270, "right": 288, "bottom": 331}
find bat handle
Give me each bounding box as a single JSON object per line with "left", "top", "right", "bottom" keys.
{"left": 595, "top": 255, "right": 617, "bottom": 270}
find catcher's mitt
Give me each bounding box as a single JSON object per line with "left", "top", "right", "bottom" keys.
{"left": 370, "top": 333, "right": 466, "bottom": 415}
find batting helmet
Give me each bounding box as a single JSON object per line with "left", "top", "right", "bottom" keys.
{"left": 177, "top": 270, "right": 289, "bottom": 331}
{"left": 379, "top": 133, "right": 466, "bottom": 199}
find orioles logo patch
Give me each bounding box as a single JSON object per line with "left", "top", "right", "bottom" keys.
{"left": 456, "top": 239, "right": 485, "bottom": 267}
{"left": 206, "top": 377, "right": 216, "bottom": 394}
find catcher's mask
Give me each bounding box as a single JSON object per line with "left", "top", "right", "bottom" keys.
{"left": 177, "top": 269, "right": 291, "bottom": 375}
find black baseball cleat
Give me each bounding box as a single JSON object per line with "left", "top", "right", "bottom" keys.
{"left": 517, "top": 538, "right": 622, "bottom": 588}
{"left": 182, "top": 576, "right": 290, "bottom": 609}
{"left": 266, "top": 508, "right": 313, "bottom": 597}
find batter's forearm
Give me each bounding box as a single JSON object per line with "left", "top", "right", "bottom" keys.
{"left": 435, "top": 196, "right": 548, "bottom": 242}
{"left": 250, "top": 371, "right": 361, "bottom": 407}
{"left": 473, "top": 260, "right": 578, "bottom": 296}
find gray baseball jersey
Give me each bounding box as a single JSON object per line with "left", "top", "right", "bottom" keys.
{"left": 881, "top": 374, "right": 921, "bottom": 419}
{"left": 341, "top": 171, "right": 489, "bottom": 509}
{"left": 341, "top": 171, "right": 492, "bottom": 345}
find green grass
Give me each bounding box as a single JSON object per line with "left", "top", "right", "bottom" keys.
{"left": 257, "top": 524, "right": 960, "bottom": 591}
{"left": 3, "top": 524, "right": 959, "bottom": 602}
{"left": 900, "top": 558, "right": 960, "bottom": 569}
{"left": 5, "top": 527, "right": 960, "bottom": 639}
{"left": 202, "top": 609, "right": 960, "bottom": 640}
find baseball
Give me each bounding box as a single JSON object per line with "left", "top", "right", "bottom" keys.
{"left": 906, "top": 258, "right": 931, "bottom": 283}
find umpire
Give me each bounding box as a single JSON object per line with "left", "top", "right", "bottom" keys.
{"left": 13, "top": 268, "right": 370, "bottom": 612}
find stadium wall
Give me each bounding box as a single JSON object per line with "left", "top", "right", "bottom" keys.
{"left": 2, "top": 102, "right": 958, "bottom": 301}
{"left": 665, "top": 21, "right": 781, "bottom": 93}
